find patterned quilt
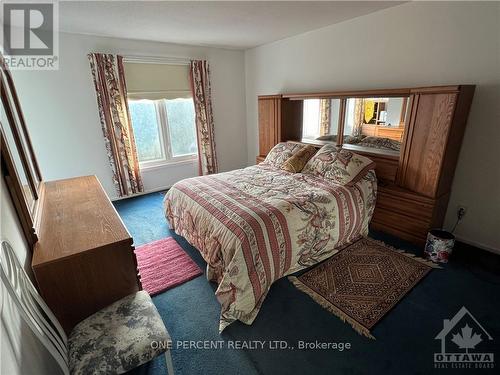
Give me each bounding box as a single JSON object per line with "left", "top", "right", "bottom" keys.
{"left": 164, "top": 165, "right": 377, "bottom": 332}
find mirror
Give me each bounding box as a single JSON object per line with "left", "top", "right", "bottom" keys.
{"left": 301, "top": 98, "right": 341, "bottom": 143}
{"left": 1, "top": 55, "right": 42, "bottom": 246}
{"left": 300, "top": 95, "right": 409, "bottom": 156}
{"left": 0, "top": 119, "right": 35, "bottom": 210}
{"left": 342, "top": 97, "right": 408, "bottom": 155}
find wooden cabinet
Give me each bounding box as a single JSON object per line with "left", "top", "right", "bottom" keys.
{"left": 32, "top": 175, "right": 140, "bottom": 333}
{"left": 375, "top": 85, "right": 475, "bottom": 244}
{"left": 258, "top": 95, "right": 280, "bottom": 156}
{"left": 257, "top": 85, "right": 475, "bottom": 245}
{"left": 257, "top": 95, "right": 303, "bottom": 160}
{"left": 397, "top": 87, "right": 469, "bottom": 198}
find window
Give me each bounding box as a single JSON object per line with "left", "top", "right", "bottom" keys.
{"left": 128, "top": 98, "right": 197, "bottom": 168}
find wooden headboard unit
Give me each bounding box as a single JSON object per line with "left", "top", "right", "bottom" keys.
{"left": 256, "top": 86, "right": 475, "bottom": 245}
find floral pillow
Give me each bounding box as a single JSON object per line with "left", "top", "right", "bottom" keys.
{"left": 262, "top": 142, "right": 306, "bottom": 168}
{"left": 302, "top": 144, "right": 375, "bottom": 185}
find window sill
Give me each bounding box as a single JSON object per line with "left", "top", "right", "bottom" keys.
{"left": 140, "top": 157, "right": 198, "bottom": 172}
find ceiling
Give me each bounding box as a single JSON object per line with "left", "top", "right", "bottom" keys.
{"left": 53, "top": 1, "right": 404, "bottom": 49}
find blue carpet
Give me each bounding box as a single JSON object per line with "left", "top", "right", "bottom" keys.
{"left": 114, "top": 191, "right": 500, "bottom": 375}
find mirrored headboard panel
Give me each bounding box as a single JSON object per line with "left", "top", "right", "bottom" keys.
{"left": 341, "top": 96, "right": 409, "bottom": 156}
{"left": 302, "top": 98, "right": 341, "bottom": 144}
{"left": 286, "top": 90, "right": 411, "bottom": 157}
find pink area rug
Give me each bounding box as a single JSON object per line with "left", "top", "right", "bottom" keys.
{"left": 134, "top": 237, "right": 203, "bottom": 295}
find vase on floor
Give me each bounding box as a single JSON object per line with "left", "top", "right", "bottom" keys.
{"left": 424, "top": 229, "right": 455, "bottom": 263}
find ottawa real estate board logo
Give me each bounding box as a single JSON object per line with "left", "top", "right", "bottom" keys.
{"left": 1, "top": 1, "right": 59, "bottom": 70}
{"left": 434, "top": 307, "right": 494, "bottom": 369}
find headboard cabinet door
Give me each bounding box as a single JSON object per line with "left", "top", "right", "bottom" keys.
{"left": 397, "top": 90, "right": 458, "bottom": 198}
{"left": 257, "top": 95, "right": 303, "bottom": 161}
{"left": 258, "top": 95, "right": 281, "bottom": 157}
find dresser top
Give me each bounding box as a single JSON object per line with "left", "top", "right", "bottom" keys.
{"left": 32, "top": 175, "right": 132, "bottom": 267}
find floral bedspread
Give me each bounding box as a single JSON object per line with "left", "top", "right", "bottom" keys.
{"left": 164, "top": 165, "right": 377, "bottom": 332}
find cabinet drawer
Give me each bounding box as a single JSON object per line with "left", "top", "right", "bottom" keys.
{"left": 371, "top": 207, "right": 430, "bottom": 242}
{"left": 376, "top": 190, "right": 434, "bottom": 222}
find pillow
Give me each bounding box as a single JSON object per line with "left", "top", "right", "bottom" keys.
{"left": 281, "top": 145, "right": 317, "bottom": 173}
{"left": 302, "top": 144, "right": 375, "bottom": 185}
{"left": 262, "top": 142, "right": 305, "bottom": 168}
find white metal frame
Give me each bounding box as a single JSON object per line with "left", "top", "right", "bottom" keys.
{"left": 1, "top": 240, "right": 175, "bottom": 375}
{"left": 165, "top": 351, "right": 174, "bottom": 375}
{"left": 0, "top": 240, "right": 70, "bottom": 375}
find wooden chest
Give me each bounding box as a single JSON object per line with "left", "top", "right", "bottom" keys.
{"left": 32, "top": 175, "right": 140, "bottom": 333}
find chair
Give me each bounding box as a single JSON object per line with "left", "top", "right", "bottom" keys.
{"left": 0, "top": 240, "right": 174, "bottom": 375}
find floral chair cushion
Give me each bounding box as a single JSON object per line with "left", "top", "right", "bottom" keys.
{"left": 262, "top": 142, "right": 305, "bottom": 169}
{"left": 68, "top": 291, "right": 170, "bottom": 375}
{"left": 302, "top": 144, "right": 376, "bottom": 186}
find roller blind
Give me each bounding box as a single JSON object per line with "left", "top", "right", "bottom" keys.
{"left": 124, "top": 62, "right": 191, "bottom": 100}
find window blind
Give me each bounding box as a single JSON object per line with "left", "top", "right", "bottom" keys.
{"left": 123, "top": 62, "right": 191, "bottom": 100}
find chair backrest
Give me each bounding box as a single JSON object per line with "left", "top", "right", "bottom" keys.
{"left": 0, "top": 240, "right": 69, "bottom": 375}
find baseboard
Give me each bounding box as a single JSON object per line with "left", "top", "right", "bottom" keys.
{"left": 111, "top": 185, "right": 171, "bottom": 202}
{"left": 455, "top": 235, "right": 500, "bottom": 255}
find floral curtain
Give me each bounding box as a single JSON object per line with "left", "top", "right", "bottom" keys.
{"left": 88, "top": 53, "right": 143, "bottom": 197}
{"left": 319, "top": 99, "right": 331, "bottom": 136}
{"left": 189, "top": 60, "right": 219, "bottom": 175}
{"left": 352, "top": 98, "right": 365, "bottom": 137}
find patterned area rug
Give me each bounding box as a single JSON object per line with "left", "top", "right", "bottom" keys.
{"left": 289, "top": 237, "right": 439, "bottom": 339}
{"left": 135, "top": 237, "right": 203, "bottom": 295}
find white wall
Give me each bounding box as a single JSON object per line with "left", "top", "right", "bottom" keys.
{"left": 11, "top": 32, "right": 247, "bottom": 199}
{"left": 1, "top": 178, "right": 63, "bottom": 375}
{"left": 245, "top": 1, "right": 500, "bottom": 251}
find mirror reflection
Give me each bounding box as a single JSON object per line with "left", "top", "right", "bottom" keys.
{"left": 301, "top": 96, "right": 409, "bottom": 155}
{"left": 0, "top": 118, "right": 35, "bottom": 210}
{"left": 343, "top": 97, "right": 408, "bottom": 154}
{"left": 302, "top": 99, "right": 341, "bottom": 143}
{"left": 4, "top": 81, "right": 41, "bottom": 190}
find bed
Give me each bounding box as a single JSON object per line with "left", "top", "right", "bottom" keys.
{"left": 164, "top": 146, "right": 377, "bottom": 332}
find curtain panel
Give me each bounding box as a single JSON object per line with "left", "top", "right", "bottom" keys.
{"left": 352, "top": 99, "right": 364, "bottom": 137}
{"left": 88, "top": 53, "right": 143, "bottom": 197}
{"left": 319, "top": 99, "right": 331, "bottom": 136}
{"left": 189, "top": 60, "right": 219, "bottom": 175}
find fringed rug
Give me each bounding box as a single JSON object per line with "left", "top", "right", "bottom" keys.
{"left": 289, "top": 237, "right": 439, "bottom": 339}
{"left": 135, "top": 237, "right": 203, "bottom": 295}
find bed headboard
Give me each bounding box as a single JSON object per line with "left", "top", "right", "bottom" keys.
{"left": 257, "top": 85, "right": 475, "bottom": 245}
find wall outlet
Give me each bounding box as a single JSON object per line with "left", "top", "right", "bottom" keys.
{"left": 457, "top": 205, "right": 467, "bottom": 220}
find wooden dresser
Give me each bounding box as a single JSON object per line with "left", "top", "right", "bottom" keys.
{"left": 256, "top": 85, "right": 475, "bottom": 245}
{"left": 32, "top": 175, "right": 140, "bottom": 333}
{"left": 361, "top": 124, "right": 404, "bottom": 141}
